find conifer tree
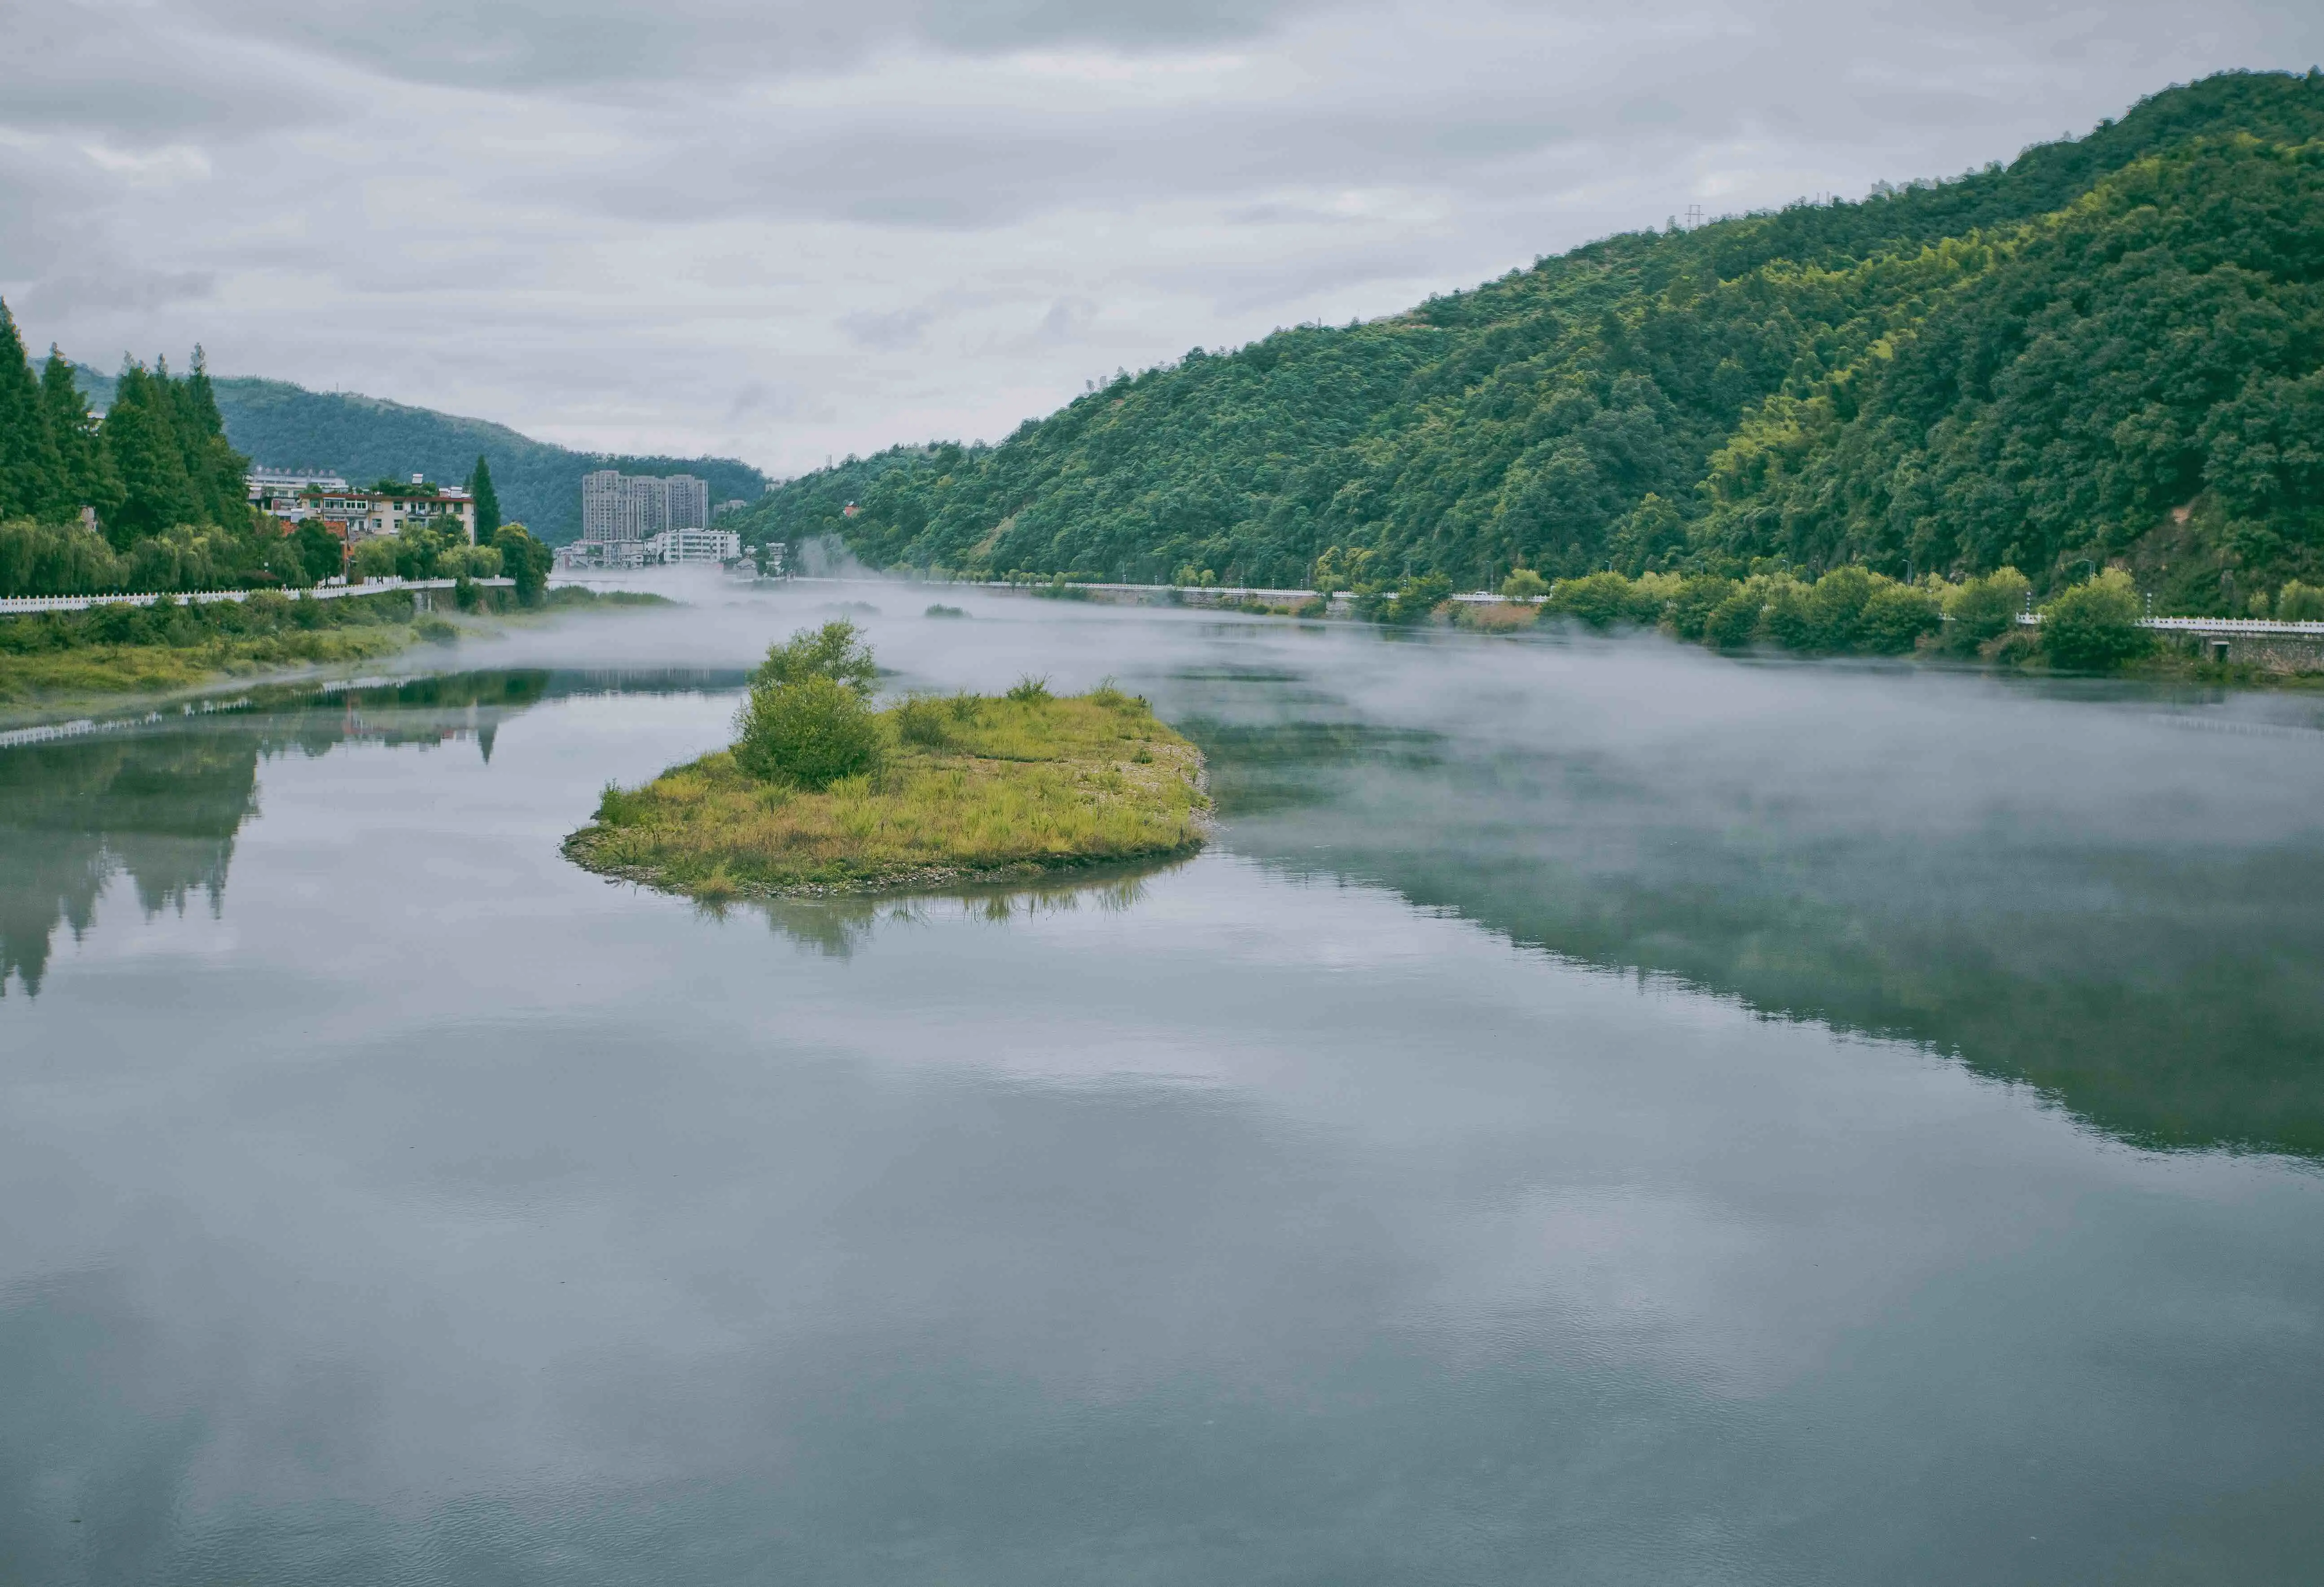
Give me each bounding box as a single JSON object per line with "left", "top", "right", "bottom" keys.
{"left": 0, "top": 297, "right": 63, "bottom": 521}
{"left": 101, "top": 359, "right": 203, "bottom": 547}
{"left": 467, "top": 454, "right": 503, "bottom": 538}
{"left": 41, "top": 349, "right": 123, "bottom": 525}
{"left": 179, "top": 346, "right": 252, "bottom": 530}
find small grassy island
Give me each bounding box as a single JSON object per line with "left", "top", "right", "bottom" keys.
{"left": 564, "top": 621, "right": 1209, "bottom": 900}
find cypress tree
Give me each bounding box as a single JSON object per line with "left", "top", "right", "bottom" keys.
{"left": 102, "top": 359, "right": 203, "bottom": 547}
{"left": 467, "top": 454, "right": 503, "bottom": 538}
{"left": 0, "top": 297, "right": 63, "bottom": 521}
{"left": 41, "top": 349, "right": 123, "bottom": 525}
{"left": 180, "top": 345, "right": 252, "bottom": 529}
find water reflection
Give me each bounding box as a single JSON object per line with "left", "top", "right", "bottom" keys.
{"left": 750, "top": 866, "right": 1180, "bottom": 958}
{"left": 0, "top": 671, "right": 564, "bottom": 997}
{"left": 1191, "top": 713, "right": 2324, "bottom": 1161}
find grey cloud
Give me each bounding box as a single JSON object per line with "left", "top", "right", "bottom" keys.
{"left": 16, "top": 267, "right": 218, "bottom": 318}
{"left": 1036, "top": 297, "right": 1096, "bottom": 343}
{"left": 172, "top": 0, "right": 1332, "bottom": 92}
{"left": 841, "top": 306, "right": 937, "bottom": 350}
{"left": 0, "top": 4, "right": 332, "bottom": 141}
{"left": 726, "top": 380, "right": 823, "bottom": 422}
{"left": 7, "top": 0, "right": 2319, "bottom": 481}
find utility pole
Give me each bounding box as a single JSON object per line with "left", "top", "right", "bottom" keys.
{"left": 1685, "top": 204, "right": 1704, "bottom": 230}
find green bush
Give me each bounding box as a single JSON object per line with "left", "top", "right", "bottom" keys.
{"left": 1551, "top": 571, "right": 1637, "bottom": 629}
{"left": 1005, "top": 674, "right": 1053, "bottom": 703}
{"left": 1759, "top": 576, "right": 1815, "bottom": 650}
{"left": 1803, "top": 566, "right": 1875, "bottom": 650}
{"left": 1704, "top": 586, "right": 1763, "bottom": 648}
{"left": 893, "top": 695, "right": 952, "bottom": 748}
{"left": 1941, "top": 567, "right": 2030, "bottom": 654}
{"left": 2277, "top": 580, "right": 2324, "bottom": 621}
{"left": 754, "top": 619, "right": 878, "bottom": 695}
{"left": 493, "top": 524, "right": 553, "bottom": 604}
{"left": 1355, "top": 572, "right": 1453, "bottom": 624}
{"left": 2041, "top": 568, "right": 2152, "bottom": 671}
{"left": 1858, "top": 583, "right": 1943, "bottom": 654}
{"left": 1663, "top": 576, "right": 1736, "bottom": 639}
{"left": 1499, "top": 568, "right": 1549, "bottom": 600}
{"left": 733, "top": 675, "right": 886, "bottom": 787}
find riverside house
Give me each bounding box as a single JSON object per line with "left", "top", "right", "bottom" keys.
{"left": 252, "top": 472, "right": 477, "bottom": 547}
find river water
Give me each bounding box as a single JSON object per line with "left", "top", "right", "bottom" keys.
{"left": 4, "top": 578, "right": 2322, "bottom": 1585}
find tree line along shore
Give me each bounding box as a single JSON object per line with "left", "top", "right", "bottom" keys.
{"left": 0, "top": 296, "right": 561, "bottom": 602}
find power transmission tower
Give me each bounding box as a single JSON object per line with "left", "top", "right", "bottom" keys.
{"left": 1685, "top": 204, "right": 1704, "bottom": 230}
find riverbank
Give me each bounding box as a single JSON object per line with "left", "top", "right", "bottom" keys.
{"left": 564, "top": 687, "right": 1210, "bottom": 900}
{"left": 0, "top": 584, "right": 667, "bottom": 707}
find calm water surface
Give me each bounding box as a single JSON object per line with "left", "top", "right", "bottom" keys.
{"left": 4, "top": 580, "right": 2323, "bottom": 1585}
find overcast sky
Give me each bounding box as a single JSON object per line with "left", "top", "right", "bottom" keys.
{"left": 4, "top": 2, "right": 2319, "bottom": 475}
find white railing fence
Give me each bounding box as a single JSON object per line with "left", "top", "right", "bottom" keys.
{"left": 0, "top": 577, "right": 513, "bottom": 617}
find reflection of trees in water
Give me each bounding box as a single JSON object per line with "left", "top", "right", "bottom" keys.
{"left": 0, "top": 671, "right": 554, "bottom": 997}
{"left": 750, "top": 867, "right": 1172, "bottom": 959}
{"left": 1192, "top": 717, "right": 2324, "bottom": 1162}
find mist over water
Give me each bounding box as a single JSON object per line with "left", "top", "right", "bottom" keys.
{"left": 4, "top": 580, "right": 2322, "bottom": 1584}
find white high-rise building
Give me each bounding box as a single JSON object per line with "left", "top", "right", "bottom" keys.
{"left": 665, "top": 475, "right": 708, "bottom": 531}
{"left": 582, "top": 470, "right": 634, "bottom": 542}
{"left": 582, "top": 470, "right": 710, "bottom": 542}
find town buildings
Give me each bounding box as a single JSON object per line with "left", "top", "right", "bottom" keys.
{"left": 645, "top": 527, "right": 743, "bottom": 564}
{"left": 580, "top": 470, "right": 710, "bottom": 544}
{"left": 246, "top": 468, "right": 348, "bottom": 520}
{"left": 568, "top": 469, "right": 719, "bottom": 568}
{"left": 247, "top": 468, "right": 476, "bottom": 545}
{"left": 556, "top": 525, "right": 744, "bottom": 571}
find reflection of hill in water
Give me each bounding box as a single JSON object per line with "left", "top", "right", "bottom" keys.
{"left": 1194, "top": 719, "right": 2324, "bottom": 1163}
{"left": 0, "top": 672, "right": 552, "bottom": 997}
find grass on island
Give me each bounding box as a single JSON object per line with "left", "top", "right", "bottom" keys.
{"left": 564, "top": 685, "right": 1210, "bottom": 900}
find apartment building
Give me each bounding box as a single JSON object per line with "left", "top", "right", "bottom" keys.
{"left": 581, "top": 469, "right": 710, "bottom": 543}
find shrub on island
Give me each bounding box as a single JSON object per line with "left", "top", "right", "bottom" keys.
{"left": 565, "top": 625, "right": 1209, "bottom": 899}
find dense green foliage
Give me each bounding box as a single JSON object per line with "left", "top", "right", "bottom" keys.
{"left": 734, "top": 621, "right": 886, "bottom": 787}
{"left": 733, "top": 71, "right": 2324, "bottom": 613}
{"left": 0, "top": 303, "right": 305, "bottom": 596}
{"left": 1500, "top": 560, "right": 2215, "bottom": 671}
{"left": 733, "top": 674, "right": 886, "bottom": 788}
{"left": 2038, "top": 569, "right": 2153, "bottom": 669}
{"left": 493, "top": 523, "right": 554, "bottom": 604}
{"left": 73, "top": 368, "right": 765, "bottom": 545}
{"left": 750, "top": 619, "right": 880, "bottom": 696}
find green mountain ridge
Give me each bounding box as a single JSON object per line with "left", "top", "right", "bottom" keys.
{"left": 737, "top": 70, "right": 2324, "bottom": 613}
{"left": 72, "top": 369, "right": 766, "bottom": 545}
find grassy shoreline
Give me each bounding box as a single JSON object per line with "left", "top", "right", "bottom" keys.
{"left": 0, "top": 585, "right": 667, "bottom": 709}
{"left": 564, "top": 688, "right": 1210, "bottom": 901}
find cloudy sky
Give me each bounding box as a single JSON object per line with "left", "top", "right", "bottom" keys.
{"left": 5, "top": 2, "right": 2320, "bottom": 475}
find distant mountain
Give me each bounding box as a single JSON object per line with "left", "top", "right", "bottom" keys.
{"left": 740, "top": 68, "right": 2324, "bottom": 613}
{"left": 73, "top": 370, "right": 765, "bottom": 544}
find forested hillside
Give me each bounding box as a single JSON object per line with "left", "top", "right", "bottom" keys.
{"left": 73, "top": 371, "right": 766, "bottom": 545}
{"left": 737, "top": 70, "right": 2324, "bottom": 612}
